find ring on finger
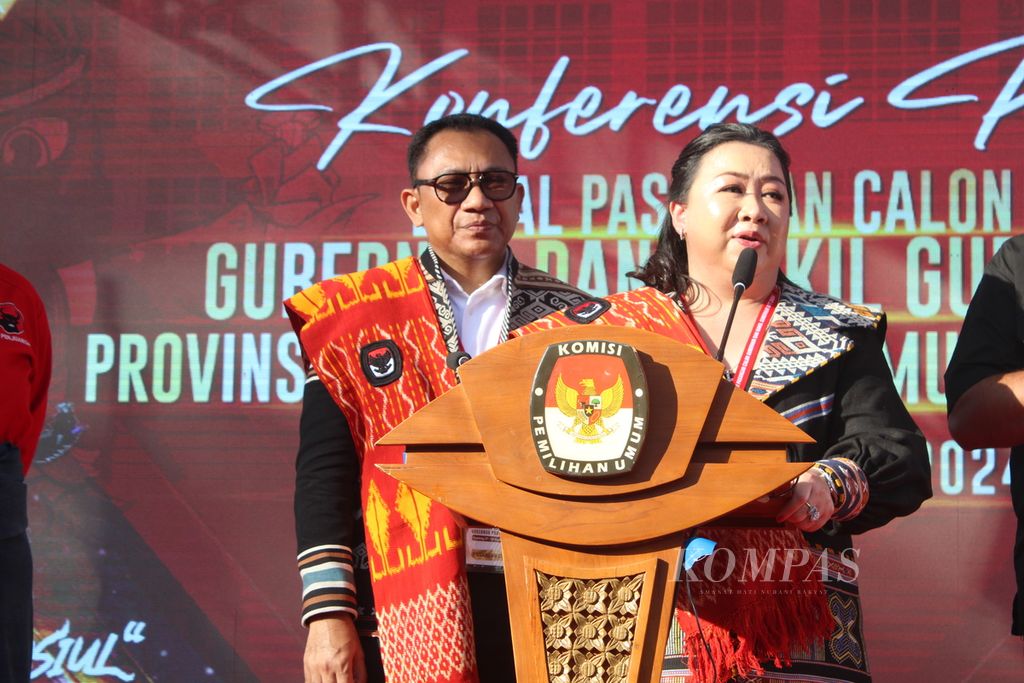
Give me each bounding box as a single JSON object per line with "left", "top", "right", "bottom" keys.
{"left": 804, "top": 501, "right": 821, "bottom": 522}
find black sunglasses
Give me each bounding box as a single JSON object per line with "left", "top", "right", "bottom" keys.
{"left": 412, "top": 171, "right": 519, "bottom": 205}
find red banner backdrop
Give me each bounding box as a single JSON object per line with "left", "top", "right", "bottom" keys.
{"left": 3, "top": 0, "right": 1023, "bottom": 680}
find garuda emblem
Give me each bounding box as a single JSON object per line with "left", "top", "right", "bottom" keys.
{"left": 530, "top": 339, "right": 649, "bottom": 478}
{"left": 555, "top": 375, "right": 624, "bottom": 442}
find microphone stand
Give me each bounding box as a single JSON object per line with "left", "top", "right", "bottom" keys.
{"left": 715, "top": 283, "right": 746, "bottom": 363}
{"left": 715, "top": 247, "right": 758, "bottom": 364}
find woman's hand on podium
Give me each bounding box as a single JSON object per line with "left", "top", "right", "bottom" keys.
{"left": 775, "top": 468, "right": 835, "bottom": 533}
{"left": 304, "top": 614, "right": 367, "bottom": 683}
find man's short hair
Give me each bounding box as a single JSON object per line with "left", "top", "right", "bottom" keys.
{"left": 407, "top": 114, "right": 519, "bottom": 181}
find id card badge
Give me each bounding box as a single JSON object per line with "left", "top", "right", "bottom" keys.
{"left": 465, "top": 526, "right": 504, "bottom": 572}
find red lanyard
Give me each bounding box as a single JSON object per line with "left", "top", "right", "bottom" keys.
{"left": 679, "top": 287, "right": 780, "bottom": 390}
{"left": 730, "top": 286, "right": 779, "bottom": 389}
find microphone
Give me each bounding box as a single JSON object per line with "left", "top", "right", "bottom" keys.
{"left": 715, "top": 248, "right": 758, "bottom": 363}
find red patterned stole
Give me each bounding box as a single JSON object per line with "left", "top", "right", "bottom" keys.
{"left": 286, "top": 257, "right": 478, "bottom": 683}
{"left": 518, "top": 286, "right": 831, "bottom": 683}
{"left": 514, "top": 286, "right": 700, "bottom": 340}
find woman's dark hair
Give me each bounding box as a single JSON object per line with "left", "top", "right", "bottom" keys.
{"left": 407, "top": 113, "right": 519, "bottom": 181}
{"left": 629, "top": 123, "right": 793, "bottom": 298}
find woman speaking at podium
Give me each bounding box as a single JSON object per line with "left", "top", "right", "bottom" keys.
{"left": 629, "top": 124, "right": 931, "bottom": 682}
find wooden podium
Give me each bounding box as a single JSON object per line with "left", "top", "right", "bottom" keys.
{"left": 378, "top": 326, "right": 813, "bottom": 682}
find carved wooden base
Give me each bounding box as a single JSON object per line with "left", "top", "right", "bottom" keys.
{"left": 501, "top": 532, "right": 686, "bottom": 683}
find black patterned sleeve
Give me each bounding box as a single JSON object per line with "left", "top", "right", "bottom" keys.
{"left": 821, "top": 322, "right": 932, "bottom": 536}
{"left": 294, "top": 375, "right": 361, "bottom": 624}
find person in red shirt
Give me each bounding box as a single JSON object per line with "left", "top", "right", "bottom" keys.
{"left": 0, "top": 263, "right": 51, "bottom": 683}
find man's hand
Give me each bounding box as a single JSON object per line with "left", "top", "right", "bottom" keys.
{"left": 304, "top": 615, "right": 367, "bottom": 683}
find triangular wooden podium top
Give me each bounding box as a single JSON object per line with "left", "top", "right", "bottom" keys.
{"left": 379, "top": 326, "right": 813, "bottom": 545}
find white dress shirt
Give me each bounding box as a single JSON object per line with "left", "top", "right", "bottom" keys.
{"left": 440, "top": 257, "right": 509, "bottom": 358}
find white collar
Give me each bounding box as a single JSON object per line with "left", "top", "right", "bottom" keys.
{"left": 439, "top": 251, "right": 512, "bottom": 358}
{"left": 439, "top": 251, "right": 511, "bottom": 301}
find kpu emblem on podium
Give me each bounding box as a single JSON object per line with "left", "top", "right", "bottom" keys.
{"left": 529, "top": 339, "right": 649, "bottom": 478}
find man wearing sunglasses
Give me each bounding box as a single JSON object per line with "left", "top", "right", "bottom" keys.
{"left": 287, "top": 114, "right": 591, "bottom": 683}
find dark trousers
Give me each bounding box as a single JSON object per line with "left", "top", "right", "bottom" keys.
{"left": 469, "top": 571, "right": 515, "bottom": 683}
{"left": 361, "top": 635, "right": 385, "bottom": 683}
{"left": 0, "top": 533, "right": 32, "bottom": 683}
{"left": 1011, "top": 454, "right": 1023, "bottom": 636}
{"left": 0, "top": 443, "right": 31, "bottom": 683}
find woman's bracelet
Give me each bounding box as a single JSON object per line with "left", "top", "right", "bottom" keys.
{"left": 813, "top": 458, "right": 869, "bottom": 522}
